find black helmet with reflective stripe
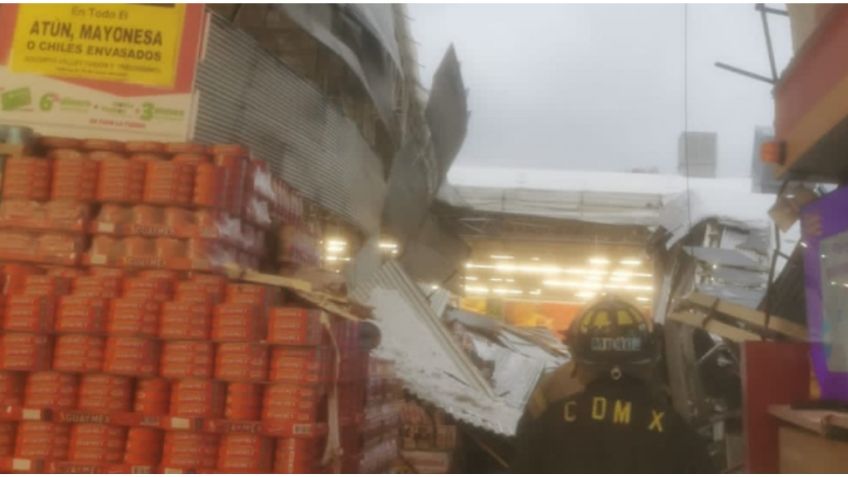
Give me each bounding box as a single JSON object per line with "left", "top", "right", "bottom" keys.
{"left": 566, "top": 295, "right": 658, "bottom": 376}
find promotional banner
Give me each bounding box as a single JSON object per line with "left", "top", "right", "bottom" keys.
{"left": 0, "top": 3, "right": 205, "bottom": 141}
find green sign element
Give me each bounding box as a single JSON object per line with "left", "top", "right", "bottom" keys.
{"left": 1, "top": 87, "right": 32, "bottom": 111}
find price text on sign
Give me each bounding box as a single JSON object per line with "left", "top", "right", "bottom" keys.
{"left": 9, "top": 4, "right": 186, "bottom": 88}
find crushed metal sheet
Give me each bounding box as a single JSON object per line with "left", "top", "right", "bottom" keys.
{"left": 351, "top": 261, "right": 529, "bottom": 435}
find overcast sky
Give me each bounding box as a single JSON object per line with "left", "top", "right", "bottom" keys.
{"left": 409, "top": 4, "right": 793, "bottom": 177}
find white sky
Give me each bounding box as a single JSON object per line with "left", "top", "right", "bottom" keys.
{"left": 409, "top": 4, "right": 793, "bottom": 177}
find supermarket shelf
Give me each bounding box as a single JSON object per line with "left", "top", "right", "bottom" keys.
{"left": 770, "top": 404, "right": 848, "bottom": 436}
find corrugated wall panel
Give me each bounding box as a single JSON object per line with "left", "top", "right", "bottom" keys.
{"left": 193, "top": 14, "right": 387, "bottom": 234}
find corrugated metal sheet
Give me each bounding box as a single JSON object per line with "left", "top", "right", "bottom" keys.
{"left": 425, "top": 45, "right": 469, "bottom": 175}
{"left": 343, "top": 5, "right": 402, "bottom": 70}
{"left": 277, "top": 4, "right": 397, "bottom": 130}
{"left": 399, "top": 213, "right": 469, "bottom": 285}
{"left": 351, "top": 260, "right": 522, "bottom": 436}
{"left": 194, "top": 14, "right": 387, "bottom": 234}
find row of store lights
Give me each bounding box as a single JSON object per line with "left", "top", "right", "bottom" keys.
{"left": 485, "top": 255, "right": 643, "bottom": 267}
{"left": 462, "top": 283, "right": 652, "bottom": 302}
{"left": 462, "top": 255, "right": 653, "bottom": 302}
{"left": 323, "top": 238, "right": 399, "bottom": 263}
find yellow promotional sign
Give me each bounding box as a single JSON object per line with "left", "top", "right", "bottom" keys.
{"left": 10, "top": 4, "right": 185, "bottom": 87}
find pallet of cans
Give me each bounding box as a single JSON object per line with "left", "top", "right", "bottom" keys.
{"left": 0, "top": 135, "right": 301, "bottom": 273}
{"left": 0, "top": 260, "right": 372, "bottom": 474}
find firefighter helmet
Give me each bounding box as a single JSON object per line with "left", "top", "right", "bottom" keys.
{"left": 566, "top": 295, "right": 658, "bottom": 378}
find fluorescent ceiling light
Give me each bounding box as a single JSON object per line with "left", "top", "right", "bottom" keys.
{"left": 575, "top": 290, "right": 597, "bottom": 299}
{"left": 620, "top": 258, "right": 642, "bottom": 266}
{"left": 490, "top": 254, "right": 514, "bottom": 260}
{"left": 492, "top": 288, "right": 523, "bottom": 295}
{"left": 543, "top": 279, "right": 652, "bottom": 292}
{"left": 588, "top": 257, "right": 610, "bottom": 266}
{"left": 465, "top": 276, "right": 478, "bottom": 281}
{"left": 636, "top": 296, "right": 650, "bottom": 302}
{"left": 465, "top": 286, "right": 489, "bottom": 294}
{"left": 378, "top": 241, "right": 398, "bottom": 249}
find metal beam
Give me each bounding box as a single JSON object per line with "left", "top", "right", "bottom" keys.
{"left": 714, "top": 62, "right": 775, "bottom": 85}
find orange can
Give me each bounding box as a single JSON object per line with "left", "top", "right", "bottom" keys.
{"left": 51, "top": 156, "right": 99, "bottom": 201}
{"left": 122, "top": 278, "right": 173, "bottom": 302}
{"left": 40, "top": 136, "right": 82, "bottom": 150}
{"left": 72, "top": 275, "right": 122, "bottom": 298}
{"left": 103, "top": 336, "right": 159, "bottom": 377}
{"left": 212, "top": 302, "right": 262, "bottom": 342}
{"left": 193, "top": 164, "right": 226, "bottom": 209}
{"left": 176, "top": 277, "right": 225, "bottom": 304}
{"left": 53, "top": 334, "right": 104, "bottom": 373}
{"left": 226, "top": 283, "right": 278, "bottom": 310}
{"left": 172, "top": 153, "right": 210, "bottom": 166}
{"left": 274, "top": 437, "right": 324, "bottom": 473}
{"left": 77, "top": 374, "right": 133, "bottom": 413}
{"left": 2, "top": 157, "right": 51, "bottom": 201}
{"left": 156, "top": 237, "right": 187, "bottom": 262}
{"left": 209, "top": 144, "right": 248, "bottom": 156}
{"left": 161, "top": 431, "right": 219, "bottom": 470}
{"left": 0, "top": 333, "right": 52, "bottom": 371}
{"left": 215, "top": 343, "right": 268, "bottom": 383}
{"left": 134, "top": 378, "right": 170, "bottom": 416}
{"left": 0, "top": 422, "right": 16, "bottom": 457}
{"left": 124, "top": 427, "right": 163, "bottom": 465}
{"left": 22, "top": 274, "right": 72, "bottom": 296}
{"left": 55, "top": 295, "right": 108, "bottom": 334}
{"left": 160, "top": 341, "right": 214, "bottom": 379}
{"left": 169, "top": 379, "right": 225, "bottom": 419}
{"left": 15, "top": 421, "right": 70, "bottom": 460}
{"left": 217, "top": 433, "right": 273, "bottom": 473}
{"left": 107, "top": 298, "right": 160, "bottom": 337}
{"left": 225, "top": 383, "right": 263, "bottom": 421}
{"left": 268, "top": 346, "right": 331, "bottom": 384}
{"left": 143, "top": 161, "right": 194, "bottom": 206}
{"left": 0, "top": 372, "right": 24, "bottom": 407}
{"left": 96, "top": 158, "right": 145, "bottom": 204}
{"left": 159, "top": 300, "right": 211, "bottom": 341}
{"left": 87, "top": 150, "right": 126, "bottom": 162}
{"left": 81, "top": 139, "right": 124, "bottom": 152}
{"left": 48, "top": 147, "right": 88, "bottom": 163}
{"left": 165, "top": 143, "right": 208, "bottom": 155}
{"left": 187, "top": 273, "right": 228, "bottom": 289}
{"left": 23, "top": 371, "right": 78, "bottom": 410}
{"left": 129, "top": 153, "right": 166, "bottom": 163}
{"left": 125, "top": 141, "right": 165, "bottom": 154}
{"left": 3, "top": 294, "right": 57, "bottom": 333}
{"left": 2, "top": 264, "right": 41, "bottom": 295}
{"left": 268, "top": 307, "right": 323, "bottom": 346}
{"left": 68, "top": 424, "right": 126, "bottom": 464}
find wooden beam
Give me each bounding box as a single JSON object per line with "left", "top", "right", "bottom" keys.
{"left": 668, "top": 310, "right": 763, "bottom": 343}
{"left": 221, "top": 264, "right": 371, "bottom": 322}
{"left": 686, "top": 292, "right": 808, "bottom": 341}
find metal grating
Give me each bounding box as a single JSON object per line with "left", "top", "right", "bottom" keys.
{"left": 193, "top": 14, "right": 387, "bottom": 234}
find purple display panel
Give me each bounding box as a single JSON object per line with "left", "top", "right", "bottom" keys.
{"left": 801, "top": 185, "right": 848, "bottom": 400}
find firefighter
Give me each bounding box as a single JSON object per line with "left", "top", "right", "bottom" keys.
{"left": 513, "top": 295, "right": 716, "bottom": 473}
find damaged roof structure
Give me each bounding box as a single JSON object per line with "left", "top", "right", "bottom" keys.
{"left": 351, "top": 260, "right": 568, "bottom": 436}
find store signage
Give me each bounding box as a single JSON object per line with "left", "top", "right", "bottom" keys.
{"left": 10, "top": 4, "right": 186, "bottom": 88}
{"left": 0, "top": 4, "right": 205, "bottom": 141}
